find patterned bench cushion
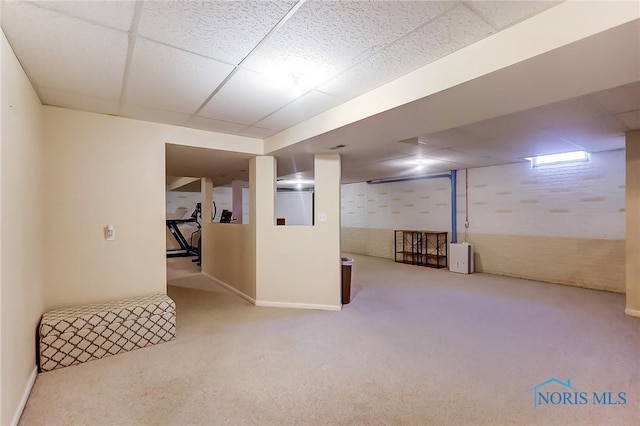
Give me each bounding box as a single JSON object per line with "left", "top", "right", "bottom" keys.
{"left": 39, "top": 294, "right": 176, "bottom": 372}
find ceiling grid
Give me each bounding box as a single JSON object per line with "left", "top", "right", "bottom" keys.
{"left": 0, "top": 0, "right": 638, "bottom": 184}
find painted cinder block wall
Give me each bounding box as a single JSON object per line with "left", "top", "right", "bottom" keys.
{"left": 341, "top": 149, "right": 625, "bottom": 292}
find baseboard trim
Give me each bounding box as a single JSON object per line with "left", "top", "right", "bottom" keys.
{"left": 624, "top": 308, "right": 640, "bottom": 318}
{"left": 255, "top": 300, "right": 342, "bottom": 311}
{"left": 12, "top": 366, "right": 37, "bottom": 426}
{"left": 202, "top": 272, "right": 256, "bottom": 305}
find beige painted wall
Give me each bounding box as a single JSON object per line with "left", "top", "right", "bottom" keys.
{"left": 341, "top": 227, "right": 625, "bottom": 293}
{"left": 341, "top": 227, "right": 394, "bottom": 259}
{"left": 626, "top": 130, "right": 640, "bottom": 314}
{"left": 253, "top": 155, "right": 341, "bottom": 308}
{"left": 201, "top": 223, "right": 256, "bottom": 300}
{"left": 43, "top": 108, "right": 167, "bottom": 309}
{"left": 42, "top": 107, "right": 262, "bottom": 310}
{"left": 1, "top": 29, "right": 3, "bottom": 426}
{"left": 465, "top": 233, "right": 625, "bottom": 293}
{"left": 1, "top": 31, "right": 45, "bottom": 426}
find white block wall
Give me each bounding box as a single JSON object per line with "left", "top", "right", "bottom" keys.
{"left": 341, "top": 149, "right": 626, "bottom": 292}
{"left": 166, "top": 188, "right": 250, "bottom": 224}
{"left": 341, "top": 176, "right": 452, "bottom": 232}
{"left": 457, "top": 149, "right": 625, "bottom": 239}
{"left": 166, "top": 191, "right": 201, "bottom": 219}
{"left": 342, "top": 149, "right": 625, "bottom": 240}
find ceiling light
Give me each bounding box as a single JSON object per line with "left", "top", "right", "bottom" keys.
{"left": 526, "top": 150, "right": 589, "bottom": 167}
{"left": 290, "top": 72, "right": 305, "bottom": 95}
{"left": 277, "top": 179, "right": 314, "bottom": 186}
{"left": 408, "top": 157, "right": 433, "bottom": 166}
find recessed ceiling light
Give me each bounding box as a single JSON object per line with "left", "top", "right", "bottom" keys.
{"left": 408, "top": 157, "right": 433, "bottom": 166}
{"left": 330, "top": 144, "right": 347, "bottom": 150}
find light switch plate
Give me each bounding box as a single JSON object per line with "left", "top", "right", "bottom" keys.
{"left": 105, "top": 225, "right": 115, "bottom": 241}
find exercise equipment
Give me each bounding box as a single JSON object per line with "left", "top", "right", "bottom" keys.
{"left": 166, "top": 201, "right": 217, "bottom": 266}
{"left": 220, "top": 209, "right": 233, "bottom": 223}
{"left": 166, "top": 203, "right": 201, "bottom": 263}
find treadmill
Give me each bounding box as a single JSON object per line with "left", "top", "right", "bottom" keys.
{"left": 166, "top": 203, "right": 201, "bottom": 262}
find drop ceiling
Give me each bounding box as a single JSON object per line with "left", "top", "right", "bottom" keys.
{"left": 1, "top": 1, "right": 639, "bottom": 185}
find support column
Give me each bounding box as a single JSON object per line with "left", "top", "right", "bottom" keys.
{"left": 626, "top": 130, "right": 640, "bottom": 317}
{"left": 252, "top": 154, "right": 341, "bottom": 309}
{"left": 232, "top": 180, "right": 244, "bottom": 224}
{"left": 201, "top": 177, "right": 213, "bottom": 224}
{"left": 200, "top": 177, "right": 213, "bottom": 269}
{"left": 251, "top": 156, "right": 276, "bottom": 303}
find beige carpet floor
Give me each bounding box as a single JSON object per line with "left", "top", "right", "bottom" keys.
{"left": 20, "top": 254, "right": 639, "bottom": 425}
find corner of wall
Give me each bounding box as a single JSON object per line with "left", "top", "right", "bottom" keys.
{"left": 1, "top": 28, "right": 46, "bottom": 426}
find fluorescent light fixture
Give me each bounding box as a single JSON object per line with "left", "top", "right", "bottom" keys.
{"left": 277, "top": 179, "right": 314, "bottom": 186}
{"left": 526, "top": 150, "right": 589, "bottom": 167}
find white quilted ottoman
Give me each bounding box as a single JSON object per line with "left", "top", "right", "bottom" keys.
{"left": 38, "top": 294, "right": 176, "bottom": 372}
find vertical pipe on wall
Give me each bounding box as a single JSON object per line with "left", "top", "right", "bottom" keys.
{"left": 450, "top": 170, "right": 457, "bottom": 244}
{"left": 367, "top": 172, "right": 458, "bottom": 242}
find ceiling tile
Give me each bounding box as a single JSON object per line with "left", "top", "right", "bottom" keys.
{"left": 187, "top": 117, "right": 250, "bottom": 135}
{"left": 421, "top": 149, "right": 496, "bottom": 167}
{"left": 463, "top": 1, "right": 561, "bottom": 29}
{"left": 198, "top": 68, "right": 301, "bottom": 125}
{"left": 543, "top": 115, "right": 628, "bottom": 145}
{"left": 125, "top": 38, "right": 234, "bottom": 114}
{"left": 345, "top": 151, "right": 410, "bottom": 167}
{"left": 515, "top": 96, "right": 611, "bottom": 129}
{"left": 318, "top": 4, "right": 494, "bottom": 99}
{"left": 137, "top": 1, "right": 295, "bottom": 64}
{"left": 274, "top": 152, "right": 316, "bottom": 177}
{"left": 256, "top": 90, "right": 343, "bottom": 130}
{"left": 166, "top": 144, "right": 253, "bottom": 184}
{"left": 243, "top": 0, "right": 455, "bottom": 88}
{"left": 31, "top": 0, "right": 136, "bottom": 31}
{"left": 616, "top": 110, "right": 640, "bottom": 130}
{"left": 238, "top": 126, "right": 280, "bottom": 139}
{"left": 456, "top": 134, "right": 580, "bottom": 162}
{"left": 416, "top": 129, "right": 476, "bottom": 149}
{"left": 344, "top": 156, "right": 456, "bottom": 182}
{"left": 2, "top": 2, "right": 127, "bottom": 99}
{"left": 458, "top": 114, "right": 540, "bottom": 141}
{"left": 591, "top": 82, "right": 640, "bottom": 114}
{"left": 395, "top": 142, "right": 450, "bottom": 156}
{"left": 39, "top": 87, "right": 119, "bottom": 116}
{"left": 120, "top": 104, "right": 191, "bottom": 128}
{"left": 572, "top": 135, "right": 625, "bottom": 153}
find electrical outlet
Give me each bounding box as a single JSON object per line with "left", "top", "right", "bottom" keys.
{"left": 318, "top": 212, "right": 328, "bottom": 222}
